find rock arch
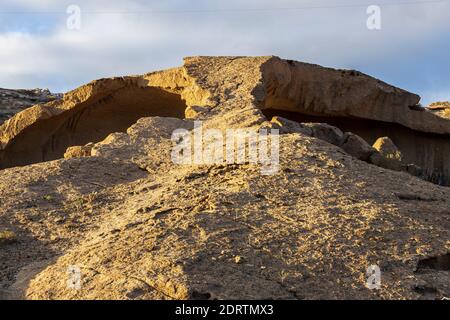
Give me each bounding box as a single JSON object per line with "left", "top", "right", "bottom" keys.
{"left": 0, "top": 78, "right": 188, "bottom": 169}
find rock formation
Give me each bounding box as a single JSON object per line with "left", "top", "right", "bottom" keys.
{"left": 64, "top": 143, "right": 94, "bottom": 159}
{"left": 427, "top": 102, "right": 450, "bottom": 119}
{"left": 0, "top": 57, "right": 449, "bottom": 300}
{"left": 0, "top": 88, "right": 61, "bottom": 125}
{"left": 373, "top": 137, "right": 402, "bottom": 161}
{"left": 1, "top": 57, "right": 449, "bottom": 185}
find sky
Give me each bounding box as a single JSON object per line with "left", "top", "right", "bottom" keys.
{"left": 0, "top": 0, "right": 449, "bottom": 105}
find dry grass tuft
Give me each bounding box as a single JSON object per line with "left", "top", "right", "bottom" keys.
{"left": 0, "top": 230, "right": 16, "bottom": 244}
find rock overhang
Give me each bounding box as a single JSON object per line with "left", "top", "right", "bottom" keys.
{"left": 0, "top": 56, "right": 449, "bottom": 185}
{"left": 1, "top": 56, "right": 450, "bottom": 300}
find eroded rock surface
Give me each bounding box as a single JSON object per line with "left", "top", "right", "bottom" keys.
{"left": 0, "top": 88, "right": 61, "bottom": 125}
{"left": 0, "top": 57, "right": 449, "bottom": 300}
{"left": 64, "top": 143, "right": 94, "bottom": 159}
{"left": 1, "top": 57, "right": 449, "bottom": 185}
{"left": 373, "top": 137, "right": 402, "bottom": 161}
{"left": 427, "top": 102, "right": 450, "bottom": 119}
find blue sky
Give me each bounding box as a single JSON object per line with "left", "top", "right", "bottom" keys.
{"left": 0, "top": 0, "right": 449, "bottom": 105}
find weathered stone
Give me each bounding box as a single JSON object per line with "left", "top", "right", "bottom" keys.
{"left": 0, "top": 88, "right": 61, "bottom": 125}
{"left": 427, "top": 102, "right": 450, "bottom": 119}
{"left": 185, "top": 105, "right": 210, "bottom": 119}
{"left": 64, "top": 143, "right": 94, "bottom": 159}
{"left": 261, "top": 58, "right": 450, "bottom": 135}
{"left": 405, "top": 163, "right": 423, "bottom": 177}
{"left": 270, "top": 116, "right": 312, "bottom": 135}
{"left": 427, "top": 101, "right": 450, "bottom": 110}
{"left": 0, "top": 230, "right": 16, "bottom": 245}
{"left": 341, "top": 132, "right": 375, "bottom": 161}
{"left": 0, "top": 56, "right": 449, "bottom": 301}
{"left": 369, "top": 152, "right": 403, "bottom": 171}
{"left": 373, "top": 137, "right": 402, "bottom": 161}
{"left": 303, "top": 123, "right": 344, "bottom": 146}
{"left": 1, "top": 57, "right": 449, "bottom": 185}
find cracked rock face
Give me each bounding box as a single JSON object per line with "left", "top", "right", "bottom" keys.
{"left": 0, "top": 56, "right": 449, "bottom": 300}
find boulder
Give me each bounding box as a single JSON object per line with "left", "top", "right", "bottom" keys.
{"left": 270, "top": 116, "right": 312, "bottom": 135}
{"left": 341, "top": 132, "right": 375, "bottom": 161}
{"left": 184, "top": 105, "right": 210, "bottom": 119}
{"left": 427, "top": 101, "right": 450, "bottom": 110}
{"left": 373, "top": 137, "right": 402, "bottom": 161}
{"left": 405, "top": 163, "right": 423, "bottom": 177}
{"left": 302, "top": 123, "right": 344, "bottom": 146}
{"left": 64, "top": 143, "right": 94, "bottom": 159}
{"left": 0, "top": 230, "right": 16, "bottom": 245}
{"left": 369, "top": 152, "right": 403, "bottom": 171}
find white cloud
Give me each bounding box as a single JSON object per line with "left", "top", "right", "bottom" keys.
{"left": 0, "top": 0, "right": 449, "bottom": 104}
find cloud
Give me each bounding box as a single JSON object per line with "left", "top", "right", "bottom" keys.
{"left": 0, "top": 0, "right": 449, "bottom": 104}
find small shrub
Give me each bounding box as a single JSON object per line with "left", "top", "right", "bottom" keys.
{"left": 0, "top": 230, "right": 17, "bottom": 244}
{"left": 43, "top": 195, "right": 54, "bottom": 201}
{"left": 385, "top": 151, "right": 403, "bottom": 162}
{"left": 64, "top": 192, "right": 99, "bottom": 212}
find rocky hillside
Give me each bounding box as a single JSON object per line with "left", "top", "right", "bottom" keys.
{"left": 0, "top": 57, "right": 448, "bottom": 300}
{"left": 0, "top": 88, "right": 61, "bottom": 124}
{"left": 427, "top": 102, "right": 450, "bottom": 119}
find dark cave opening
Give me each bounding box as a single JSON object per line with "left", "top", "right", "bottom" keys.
{"left": 417, "top": 254, "right": 450, "bottom": 272}
{"left": 261, "top": 108, "right": 450, "bottom": 186}
{"left": 0, "top": 86, "right": 188, "bottom": 169}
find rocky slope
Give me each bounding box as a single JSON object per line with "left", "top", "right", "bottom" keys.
{"left": 0, "top": 56, "right": 449, "bottom": 300}
{"left": 427, "top": 102, "right": 450, "bottom": 119}
{"left": 0, "top": 88, "right": 61, "bottom": 125}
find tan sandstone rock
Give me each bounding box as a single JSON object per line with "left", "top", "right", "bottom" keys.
{"left": 64, "top": 143, "right": 94, "bottom": 159}
{"left": 302, "top": 123, "right": 345, "bottom": 146}
{"left": 269, "top": 116, "right": 312, "bottom": 136}
{"left": 0, "top": 56, "right": 449, "bottom": 301}
{"left": 341, "top": 132, "right": 375, "bottom": 161}
{"left": 427, "top": 102, "right": 450, "bottom": 119}
{"left": 260, "top": 58, "right": 449, "bottom": 135}
{"left": 373, "top": 137, "right": 402, "bottom": 161}
{"left": 369, "top": 152, "right": 403, "bottom": 172}
{"left": 0, "top": 56, "right": 449, "bottom": 185}
{"left": 0, "top": 88, "right": 60, "bottom": 125}
{"left": 369, "top": 137, "right": 404, "bottom": 172}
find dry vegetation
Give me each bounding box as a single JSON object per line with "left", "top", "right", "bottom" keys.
{"left": 0, "top": 230, "right": 16, "bottom": 244}
{"left": 429, "top": 101, "right": 450, "bottom": 108}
